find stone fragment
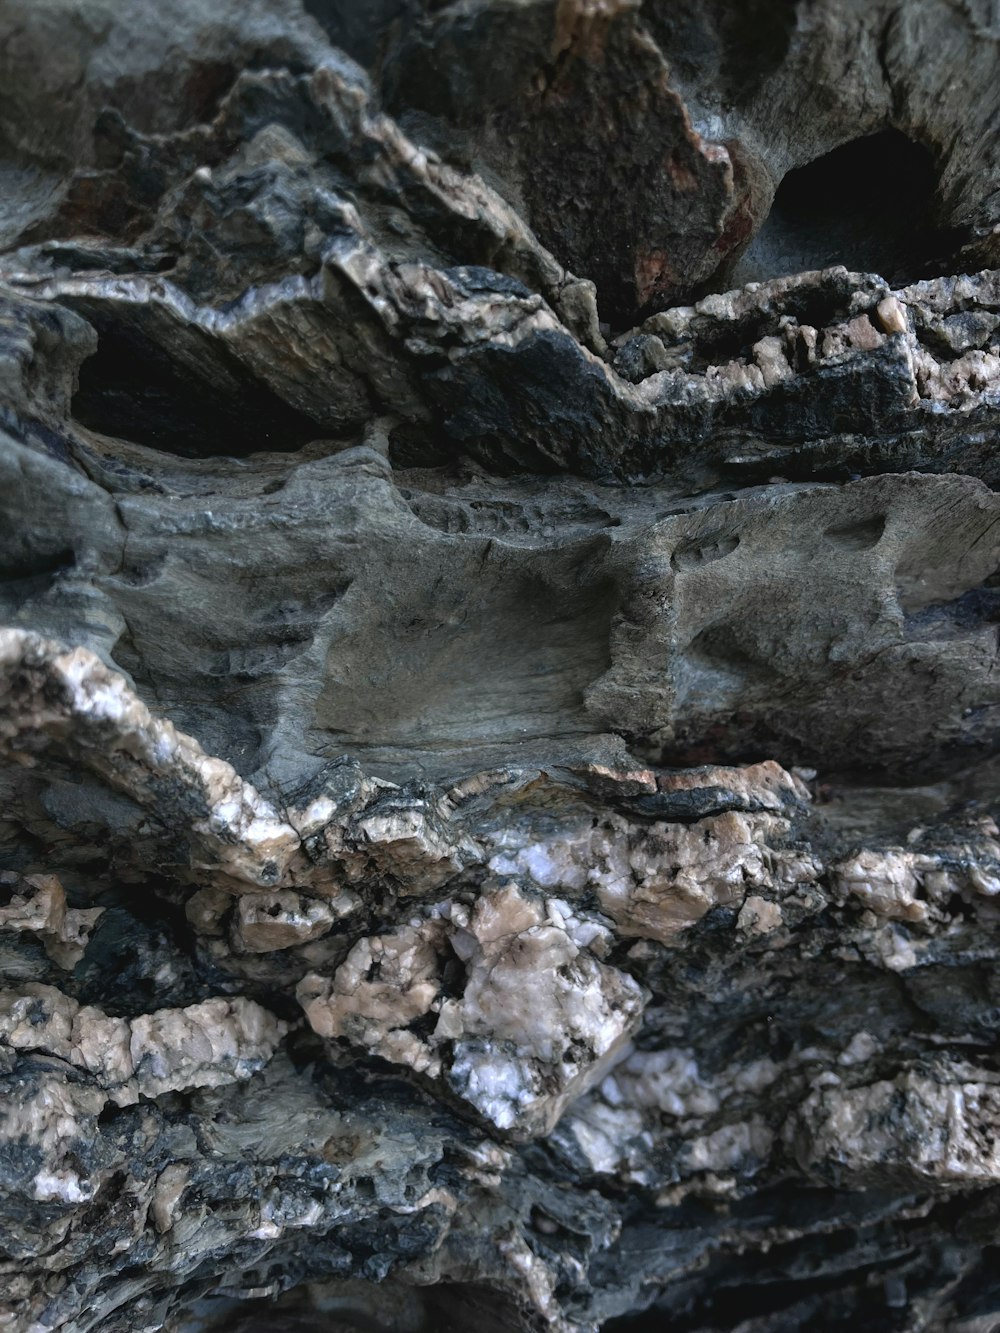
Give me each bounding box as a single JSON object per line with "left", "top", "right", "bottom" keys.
{"left": 299, "top": 884, "right": 645, "bottom": 1137}
{"left": 792, "top": 1065, "right": 1000, "bottom": 1185}
{"left": 0, "top": 872, "right": 103, "bottom": 968}
{"left": 0, "top": 983, "right": 287, "bottom": 1103}
{"left": 231, "top": 889, "right": 343, "bottom": 953}
{"left": 487, "top": 782, "right": 818, "bottom": 946}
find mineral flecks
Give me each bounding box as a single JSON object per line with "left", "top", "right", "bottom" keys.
{"left": 4, "top": 0, "right": 1000, "bottom": 1330}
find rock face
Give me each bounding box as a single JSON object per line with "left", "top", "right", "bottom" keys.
{"left": 2, "top": 2, "right": 1000, "bottom": 1330}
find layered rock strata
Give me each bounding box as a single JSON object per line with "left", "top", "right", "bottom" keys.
{"left": 3, "top": 2, "right": 1000, "bottom": 1330}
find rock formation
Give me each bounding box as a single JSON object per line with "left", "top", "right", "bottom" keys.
{"left": 2, "top": 1, "right": 1000, "bottom": 1329}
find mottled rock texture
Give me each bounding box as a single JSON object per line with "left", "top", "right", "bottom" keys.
{"left": 3, "top": 2, "right": 1000, "bottom": 1330}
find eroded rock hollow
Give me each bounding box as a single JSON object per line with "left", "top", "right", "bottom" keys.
{"left": 3, "top": 2, "right": 1000, "bottom": 1329}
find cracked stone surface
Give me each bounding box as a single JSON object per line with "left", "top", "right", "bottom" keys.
{"left": 3, "top": 1, "right": 1000, "bottom": 1330}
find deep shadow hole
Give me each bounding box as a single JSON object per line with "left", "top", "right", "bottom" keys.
{"left": 729, "top": 129, "right": 966, "bottom": 289}
{"left": 71, "top": 319, "right": 321, "bottom": 458}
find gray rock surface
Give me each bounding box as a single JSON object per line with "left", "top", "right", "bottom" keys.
{"left": 2, "top": 1, "right": 1000, "bottom": 1330}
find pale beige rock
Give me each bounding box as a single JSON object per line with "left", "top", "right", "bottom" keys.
{"left": 865, "top": 922, "right": 921, "bottom": 972}
{"left": 299, "top": 922, "right": 447, "bottom": 1076}
{"left": 486, "top": 764, "right": 817, "bottom": 945}
{"left": 609, "top": 812, "right": 769, "bottom": 939}
{"left": 682, "top": 1118, "right": 775, "bottom": 1175}
{"left": 299, "top": 884, "right": 645, "bottom": 1137}
{"left": 875, "top": 295, "right": 908, "bottom": 334}
{"left": 0, "top": 983, "right": 76, "bottom": 1059}
{"left": 0, "top": 873, "right": 103, "bottom": 968}
{"left": 563, "top": 1045, "right": 784, "bottom": 1190}
{"left": 753, "top": 335, "right": 794, "bottom": 387}
{"left": 72, "top": 1005, "right": 134, "bottom": 1087}
{"left": 350, "top": 805, "right": 479, "bottom": 894}
{"left": 832, "top": 849, "right": 936, "bottom": 921}
{"left": 566, "top": 1097, "right": 649, "bottom": 1178}
{"left": 232, "top": 889, "right": 344, "bottom": 953}
{"left": 737, "top": 894, "right": 783, "bottom": 935}
{"left": 493, "top": 810, "right": 816, "bottom": 946}
{"left": 794, "top": 1065, "right": 1000, "bottom": 1183}
{"left": 607, "top": 1048, "right": 723, "bottom": 1118}
{"left": 832, "top": 826, "right": 1000, "bottom": 923}
{"left": 0, "top": 984, "right": 286, "bottom": 1102}
{"left": 446, "top": 887, "right": 644, "bottom": 1136}
{"left": 129, "top": 997, "right": 288, "bottom": 1098}
{"left": 184, "top": 886, "right": 233, "bottom": 936}
{"left": 150, "top": 1165, "right": 190, "bottom": 1235}
{"left": 0, "top": 1067, "right": 106, "bottom": 1161}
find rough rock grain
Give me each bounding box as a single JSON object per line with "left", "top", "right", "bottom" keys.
{"left": 3, "top": 2, "right": 1000, "bottom": 1331}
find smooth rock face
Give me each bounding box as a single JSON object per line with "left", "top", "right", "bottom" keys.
{"left": 2, "top": 3, "right": 1000, "bottom": 1331}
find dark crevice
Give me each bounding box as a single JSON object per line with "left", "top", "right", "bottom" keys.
{"left": 642, "top": 0, "right": 799, "bottom": 104}
{"left": 730, "top": 130, "right": 967, "bottom": 289}
{"left": 0, "top": 547, "right": 75, "bottom": 608}
{"left": 303, "top": 0, "right": 412, "bottom": 71}
{"left": 71, "top": 884, "right": 217, "bottom": 1018}
{"left": 71, "top": 319, "right": 322, "bottom": 458}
